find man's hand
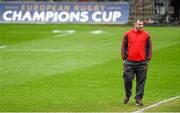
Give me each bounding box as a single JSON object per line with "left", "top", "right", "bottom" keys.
{"left": 146, "top": 59, "right": 150, "bottom": 64}
{"left": 123, "top": 59, "right": 127, "bottom": 64}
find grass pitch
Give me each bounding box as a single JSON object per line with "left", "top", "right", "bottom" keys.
{"left": 0, "top": 24, "right": 180, "bottom": 112}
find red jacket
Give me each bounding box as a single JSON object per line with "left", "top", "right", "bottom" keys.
{"left": 121, "top": 29, "right": 152, "bottom": 62}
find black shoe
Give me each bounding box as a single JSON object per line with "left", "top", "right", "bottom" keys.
{"left": 135, "top": 99, "right": 143, "bottom": 106}
{"left": 124, "top": 96, "right": 130, "bottom": 104}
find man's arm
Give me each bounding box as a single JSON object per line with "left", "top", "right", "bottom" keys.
{"left": 146, "top": 35, "right": 152, "bottom": 62}
{"left": 121, "top": 34, "right": 128, "bottom": 61}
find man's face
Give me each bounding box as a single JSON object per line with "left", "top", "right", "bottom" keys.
{"left": 135, "top": 21, "right": 144, "bottom": 31}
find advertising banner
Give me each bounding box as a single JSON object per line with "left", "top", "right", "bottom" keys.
{"left": 0, "top": 2, "right": 129, "bottom": 24}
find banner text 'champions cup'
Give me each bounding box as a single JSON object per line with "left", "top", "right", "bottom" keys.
{"left": 0, "top": 2, "right": 129, "bottom": 24}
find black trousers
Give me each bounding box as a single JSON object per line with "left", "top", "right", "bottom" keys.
{"left": 123, "top": 60, "right": 148, "bottom": 100}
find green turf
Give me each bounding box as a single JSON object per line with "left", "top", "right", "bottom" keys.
{"left": 0, "top": 24, "right": 180, "bottom": 112}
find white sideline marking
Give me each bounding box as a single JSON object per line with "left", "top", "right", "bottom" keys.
{"left": 91, "top": 30, "right": 104, "bottom": 34}
{"left": 0, "top": 45, "right": 7, "bottom": 49}
{"left": 133, "top": 95, "right": 180, "bottom": 113}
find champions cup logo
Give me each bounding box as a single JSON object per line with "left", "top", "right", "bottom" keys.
{"left": 3, "top": 11, "right": 121, "bottom": 22}
{"left": 0, "top": 2, "right": 129, "bottom": 24}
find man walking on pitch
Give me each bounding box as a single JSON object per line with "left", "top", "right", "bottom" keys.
{"left": 121, "top": 20, "right": 152, "bottom": 106}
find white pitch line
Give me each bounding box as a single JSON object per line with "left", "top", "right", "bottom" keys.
{"left": 0, "top": 45, "right": 7, "bottom": 49}
{"left": 133, "top": 95, "right": 180, "bottom": 113}
{"left": 52, "top": 30, "right": 76, "bottom": 34}
{"left": 1, "top": 49, "right": 67, "bottom": 52}
{"left": 91, "top": 30, "right": 104, "bottom": 34}
{"left": 54, "top": 33, "right": 73, "bottom": 37}
{"left": 52, "top": 30, "right": 76, "bottom": 37}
